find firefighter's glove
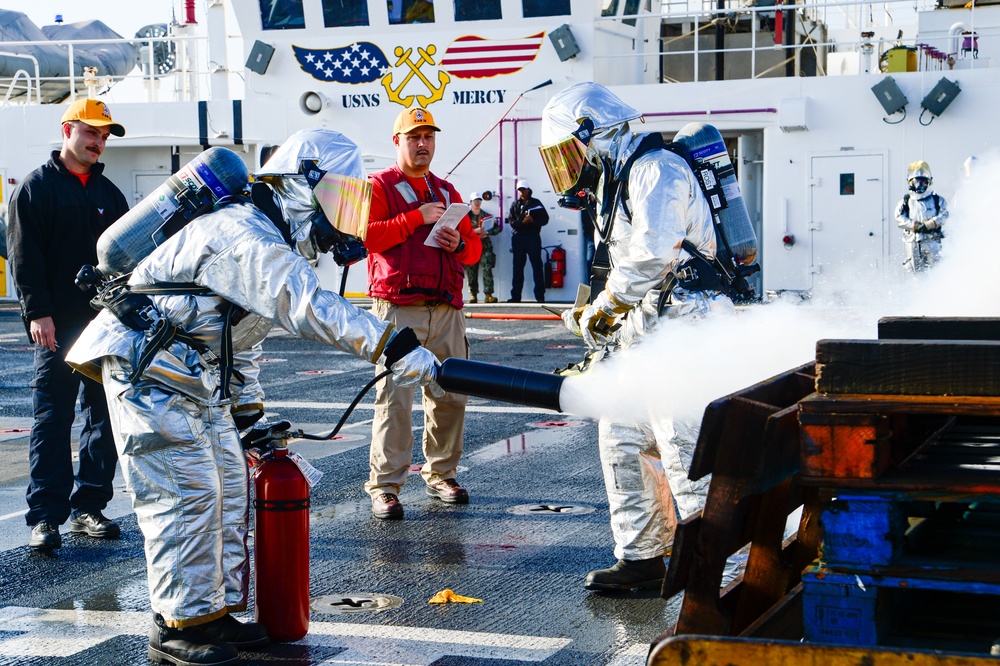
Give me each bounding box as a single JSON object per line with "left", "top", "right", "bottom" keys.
{"left": 561, "top": 306, "right": 586, "bottom": 337}
{"left": 392, "top": 346, "right": 445, "bottom": 398}
{"left": 232, "top": 404, "right": 264, "bottom": 432}
{"left": 241, "top": 420, "right": 292, "bottom": 452}
{"left": 580, "top": 291, "right": 629, "bottom": 349}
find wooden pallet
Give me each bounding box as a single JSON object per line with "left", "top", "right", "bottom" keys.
{"left": 649, "top": 317, "right": 1000, "bottom": 663}
{"left": 657, "top": 362, "right": 821, "bottom": 638}
{"left": 648, "top": 635, "right": 1000, "bottom": 666}
{"left": 796, "top": 317, "right": 1000, "bottom": 653}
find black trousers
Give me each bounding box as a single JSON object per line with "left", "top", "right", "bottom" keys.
{"left": 510, "top": 232, "right": 545, "bottom": 301}
{"left": 26, "top": 327, "right": 117, "bottom": 526}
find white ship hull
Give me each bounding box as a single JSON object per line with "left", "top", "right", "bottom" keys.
{"left": 1, "top": 0, "right": 997, "bottom": 301}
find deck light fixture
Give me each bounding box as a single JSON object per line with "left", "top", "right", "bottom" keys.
{"left": 871, "top": 76, "right": 908, "bottom": 124}
{"left": 548, "top": 25, "right": 581, "bottom": 62}
{"left": 919, "top": 77, "right": 961, "bottom": 126}
{"left": 246, "top": 40, "right": 275, "bottom": 75}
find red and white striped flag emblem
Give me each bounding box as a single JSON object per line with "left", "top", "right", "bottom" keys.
{"left": 439, "top": 32, "right": 545, "bottom": 79}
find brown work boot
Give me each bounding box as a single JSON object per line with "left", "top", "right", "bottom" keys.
{"left": 469, "top": 296, "right": 478, "bottom": 304}
{"left": 372, "top": 492, "right": 404, "bottom": 519}
{"left": 426, "top": 478, "right": 469, "bottom": 504}
{"left": 485, "top": 294, "right": 498, "bottom": 303}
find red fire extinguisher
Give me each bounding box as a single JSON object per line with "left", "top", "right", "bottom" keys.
{"left": 253, "top": 442, "right": 310, "bottom": 641}
{"left": 550, "top": 246, "right": 566, "bottom": 289}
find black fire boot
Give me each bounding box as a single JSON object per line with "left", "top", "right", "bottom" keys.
{"left": 584, "top": 557, "right": 666, "bottom": 592}
{"left": 148, "top": 613, "right": 239, "bottom": 666}
{"left": 198, "top": 613, "right": 271, "bottom": 650}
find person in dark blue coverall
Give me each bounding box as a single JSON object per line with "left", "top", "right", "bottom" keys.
{"left": 507, "top": 180, "right": 549, "bottom": 302}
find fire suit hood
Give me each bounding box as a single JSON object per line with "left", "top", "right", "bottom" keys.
{"left": 540, "top": 82, "right": 643, "bottom": 188}
{"left": 907, "top": 159, "right": 932, "bottom": 183}
{"left": 254, "top": 128, "right": 369, "bottom": 262}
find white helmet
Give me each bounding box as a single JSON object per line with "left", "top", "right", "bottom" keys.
{"left": 255, "top": 128, "right": 371, "bottom": 265}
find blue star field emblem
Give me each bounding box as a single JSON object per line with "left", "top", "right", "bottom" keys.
{"left": 292, "top": 42, "right": 390, "bottom": 84}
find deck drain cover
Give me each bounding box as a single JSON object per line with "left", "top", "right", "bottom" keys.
{"left": 311, "top": 593, "right": 403, "bottom": 615}
{"left": 508, "top": 503, "right": 595, "bottom": 516}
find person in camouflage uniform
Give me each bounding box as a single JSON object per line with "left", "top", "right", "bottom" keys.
{"left": 465, "top": 192, "right": 501, "bottom": 303}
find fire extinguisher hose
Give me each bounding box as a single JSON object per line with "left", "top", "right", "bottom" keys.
{"left": 291, "top": 369, "right": 392, "bottom": 441}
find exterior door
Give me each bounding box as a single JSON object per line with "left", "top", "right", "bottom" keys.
{"left": 809, "top": 154, "right": 885, "bottom": 287}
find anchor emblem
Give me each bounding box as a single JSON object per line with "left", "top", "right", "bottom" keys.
{"left": 381, "top": 44, "right": 451, "bottom": 108}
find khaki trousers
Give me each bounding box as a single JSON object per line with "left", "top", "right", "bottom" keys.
{"left": 365, "top": 299, "right": 469, "bottom": 497}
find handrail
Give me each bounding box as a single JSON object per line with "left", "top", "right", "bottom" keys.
{"left": 0, "top": 33, "right": 209, "bottom": 105}
{"left": 2, "top": 68, "right": 35, "bottom": 106}
{"left": 593, "top": 0, "right": 986, "bottom": 82}
{"left": 0, "top": 51, "right": 40, "bottom": 104}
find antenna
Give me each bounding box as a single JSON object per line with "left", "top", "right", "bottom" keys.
{"left": 444, "top": 80, "right": 553, "bottom": 180}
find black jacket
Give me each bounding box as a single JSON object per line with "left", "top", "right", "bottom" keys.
{"left": 508, "top": 195, "right": 549, "bottom": 236}
{"left": 7, "top": 151, "right": 129, "bottom": 332}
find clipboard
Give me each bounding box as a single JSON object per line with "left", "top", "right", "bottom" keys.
{"left": 424, "top": 203, "right": 471, "bottom": 248}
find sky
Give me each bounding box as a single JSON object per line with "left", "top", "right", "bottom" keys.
{"left": 10, "top": 1, "right": 189, "bottom": 39}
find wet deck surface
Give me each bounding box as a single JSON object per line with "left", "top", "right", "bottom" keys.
{"left": 0, "top": 303, "right": 677, "bottom": 665}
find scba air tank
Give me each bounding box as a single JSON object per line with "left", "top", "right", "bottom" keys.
{"left": 672, "top": 123, "right": 758, "bottom": 266}
{"left": 96, "top": 147, "right": 250, "bottom": 277}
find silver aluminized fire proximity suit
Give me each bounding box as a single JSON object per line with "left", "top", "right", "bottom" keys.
{"left": 540, "top": 83, "right": 734, "bottom": 586}
{"left": 895, "top": 160, "right": 948, "bottom": 273}
{"left": 66, "top": 130, "right": 440, "bottom": 635}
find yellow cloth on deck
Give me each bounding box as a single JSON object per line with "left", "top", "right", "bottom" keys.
{"left": 428, "top": 589, "right": 483, "bottom": 604}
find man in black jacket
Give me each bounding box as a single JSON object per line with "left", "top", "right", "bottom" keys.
{"left": 7, "top": 98, "right": 130, "bottom": 550}
{"left": 507, "top": 180, "right": 549, "bottom": 302}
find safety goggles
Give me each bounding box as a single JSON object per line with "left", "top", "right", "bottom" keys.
{"left": 311, "top": 171, "right": 372, "bottom": 241}
{"left": 538, "top": 135, "right": 589, "bottom": 194}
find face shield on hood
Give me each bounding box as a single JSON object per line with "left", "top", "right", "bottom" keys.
{"left": 907, "top": 160, "right": 932, "bottom": 195}
{"left": 538, "top": 82, "right": 642, "bottom": 195}
{"left": 255, "top": 128, "right": 372, "bottom": 266}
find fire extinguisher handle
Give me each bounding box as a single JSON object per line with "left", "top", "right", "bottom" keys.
{"left": 241, "top": 420, "right": 293, "bottom": 451}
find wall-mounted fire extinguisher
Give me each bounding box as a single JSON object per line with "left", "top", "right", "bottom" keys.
{"left": 252, "top": 440, "right": 311, "bottom": 642}
{"left": 549, "top": 245, "right": 566, "bottom": 289}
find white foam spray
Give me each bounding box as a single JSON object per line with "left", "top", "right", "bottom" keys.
{"left": 558, "top": 149, "right": 1000, "bottom": 426}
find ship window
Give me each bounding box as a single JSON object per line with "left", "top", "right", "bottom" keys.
{"left": 259, "top": 0, "right": 305, "bottom": 30}
{"left": 456, "top": 0, "right": 501, "bottom": 21}
{"left": 603, "top": 0, "right": 650, "bottom": 26}
{"left": 323, "top": 0, "right": 370, "bottom": 26}
{"left": 840, "top": 173, "right": 855, "bottom": 196}
{"left": 523, "top": 0, "right": 571, "bottom": 18}
{"left": 622, "top": 0, "right": 649, "bottom": 27}
{"left": 388, "top": 0, "right": 436, "bottom": 24}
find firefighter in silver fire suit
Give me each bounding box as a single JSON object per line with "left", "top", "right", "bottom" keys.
{"left": 66, "top": 129, "right": 441, "bottom": 666}
{"left": 895, "top": 159, "right": 947, "bottom": 273}
{"left": 539, "top": 82, "right": 735, "bottom": 591}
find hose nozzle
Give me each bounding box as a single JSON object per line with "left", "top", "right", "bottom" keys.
{"left": 436, "top": 358, "right": 564, "bottom": 412}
